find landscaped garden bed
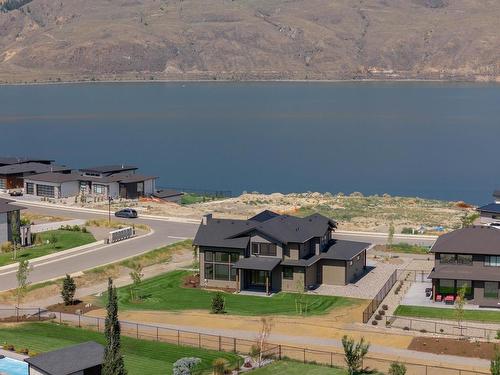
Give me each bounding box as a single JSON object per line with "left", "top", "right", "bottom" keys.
{"left": 408, "top": 336, "right": 498, "bottom": 360}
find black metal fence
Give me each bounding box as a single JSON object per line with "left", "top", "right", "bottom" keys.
{"left": 362, "top": 270, "right": 398, "bottom": 323}
{"left": 0, "top": 308, "right": 490, "bottom": 375}
{"left": 386, "top": 315, "right": 500, "bottom": 339}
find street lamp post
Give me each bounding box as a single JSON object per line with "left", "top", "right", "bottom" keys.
{"left": 108, "top": 196, "right": 113, "bottom": 225}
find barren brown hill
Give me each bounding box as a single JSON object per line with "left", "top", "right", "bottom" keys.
{"left": 0, "top": 0, "right": 499, "bottom": 83}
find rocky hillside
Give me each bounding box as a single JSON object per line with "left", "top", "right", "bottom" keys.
{"left": 0, "top": 0, "right": 499, "bottom": 83}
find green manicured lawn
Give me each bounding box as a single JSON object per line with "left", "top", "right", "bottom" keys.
{"left": 378, "top": 243, "right": 430, "bottom": 255}
{"left": 395, "top": 305, "right": 500, "bottom": 323}
{"left": 0, "top": 323, "right": 239, "bottom": 375}
{"left": 0, "top": 229, "right": 95, "bottom": 266}
{"left": 112, "top": 270, "right": 360, "bottom": 316}
{"left": 249, "top": 361, "right": 346, "bottom": 375}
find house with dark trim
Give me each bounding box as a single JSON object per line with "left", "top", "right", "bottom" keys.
{"left": 25, "top": 341, "right": 104, "bottom": 375}
{"left": 23, "top": 165, "right": 157, "bottom": 199}
{"left": 477, "top": 190, "right": 500, "bottom": 225}
{"left": 0, "top": 198, "right": 30, "bottom": 245}
{"left": 193, "top": 210, "right": 370, "bottom": 294}
{"left": 0, "top": 159, "right": 69, "bottom": 192}
{"left": 429, "top": 226, "right": 500, "bottom": 308}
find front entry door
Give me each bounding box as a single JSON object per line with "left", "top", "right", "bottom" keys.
{"left": 248, "top": 270, "right": 267, "bottom": 289}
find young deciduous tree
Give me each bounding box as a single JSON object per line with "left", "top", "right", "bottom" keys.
{"left": 128, "top": 262, "right": 144, "bottom": 302}
{"left": 491, "top": 346, "right": 500, "bottom": 375}
{"left": 342, "top": 335, "right": 370, "bottom": 375}
{"left": 256, "top": 317, "right": 274, "bottom": 367}
{"left": 387, "top": 222, "right": 395, "bottom": 250}
{"left": 455, "top": 283, "right": 467, "bottom": 335}
{"left": 16, "top": 259, "right": 30, "bottom": 307}
{"left": 61, "top": 274, "right": 77, "bottom": 306}
{"left": 103, "top": 278, "right": 127, "bottom": 375}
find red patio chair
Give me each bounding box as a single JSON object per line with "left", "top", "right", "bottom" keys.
{"left": 436, "top": 294, "right": 442, "bottom": 302}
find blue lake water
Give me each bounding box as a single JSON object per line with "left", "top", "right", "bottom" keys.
{"left": 0, "top": 357, "right": 28, "bottom": 375}
{"left": 0, "top": 82, "right": 499, "bottom": 204}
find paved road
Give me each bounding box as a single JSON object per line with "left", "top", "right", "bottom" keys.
{"left": 0, "top": 200, "right": 436, "bottom": 291}
{"left": 0, "top": 203, "right": 198, "bottom": 291}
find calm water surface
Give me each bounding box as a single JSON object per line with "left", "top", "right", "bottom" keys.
{"left": 0, "top": 82, "right": 499, "bottom": 204}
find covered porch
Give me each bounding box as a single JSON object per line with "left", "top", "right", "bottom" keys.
{"left": 233, "top": 257, "right": 281, "bottom": 296}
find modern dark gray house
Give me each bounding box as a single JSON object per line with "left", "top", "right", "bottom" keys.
{"left": 429, "top": 226, "right": 500, "bottom": 308}
{"left": 0, "top": 159, "right": 68, "bottom": 192}
{"left": 23, "top": 165, "right": 157, "bottom": 199}
{"left": 25, "top": 341, "right": 104, "bottom": 375}
{"left": 193, "top": 210, "right": 370, "bottom": 294}
{"left": 477, "top": 190, "right": 500, "bottom": 225}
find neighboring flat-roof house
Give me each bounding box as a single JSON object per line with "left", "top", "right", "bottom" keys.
{"left": 0, "top": 198, "right": 25, "bottom": 245}
{"left": 25, "top": 341, "right": 104, "bottom": 375}
{"left": 478, "top": 190, "right": 500, "bottom": 225}
{"left": 0, "top": 157, "right": 54, "bottom": 167}
{"left": 152, "top": 189, "right": 184, "bottom": 204}
{"left": 24, "top": 165, "right": 156, "bottom": 199}
{"left": 193, "top": 210, "right": 370, "bottom": 294}
{"left": 429, "top": 226, "right": 500, "bottom": 308}
{"left": 0, "top": 162, "right": 69, "bottom": 191}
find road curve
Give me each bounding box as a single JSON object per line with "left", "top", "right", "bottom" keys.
{"left": 0, "top": 204, "right": 198, "bottom": 292}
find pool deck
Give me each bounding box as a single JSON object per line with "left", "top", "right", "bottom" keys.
{"left": 0, "top": 348, "right": 28, "bottom": 361}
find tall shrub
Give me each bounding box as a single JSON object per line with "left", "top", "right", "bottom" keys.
{"left": 342, "top": 335, "right": 370, "bottom": 375}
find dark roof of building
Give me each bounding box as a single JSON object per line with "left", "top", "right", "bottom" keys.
{"left": 478, "top": 203, "right": 500, "bottom": 214}
{"left": 25, "top": 171, "right": 156, "bottom": 184}
{"left": 24, "top": 341, "right": 104, "bottom": 375}
{"left": 193, "top": 212, "right": 337, "bottom": 248}
{"left": 431, "top": 226, "right": 500, "bottom": 255}
{"left": 233, "top": 257, "right": 281, "bottom": 271}
{"left": 0, "top": 163, "right": 69, "bottom": 176}
{"left": 281, "top": 239, "right": 369, "bottom": 267}
{"left": 80, "top": 165, "right": 137, "bottom": 174}
{"left": 153, "top": 189, "right": 184, "bottom": 199}
{"left": 249, "top": 210, "right": 280, "bottom": 223}
{"left": 429, "top": 265, "right": 500, "bottom": 282}
{"left": 323, "top": 239, "right": 370, "bottom": 260}
{"left": 0, "top": 198, "right": 25, "bottom": 213}
{"left": 0, "top": 157, "right": 54, "bottom": 166}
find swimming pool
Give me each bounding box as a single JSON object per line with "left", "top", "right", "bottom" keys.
{"left": 0, "top": 356, "right": 28, "bottom": 375}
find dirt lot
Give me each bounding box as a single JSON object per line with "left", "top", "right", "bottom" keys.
{"left": 409, "top": 337, "right": 498, "bottom": 360}
{"left": 82, "top": 192, "right": 475, "bottom": 233}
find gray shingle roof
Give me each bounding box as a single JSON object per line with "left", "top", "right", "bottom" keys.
{"left": 233, "top": 257, "right": 281, "bottom": 271}
{"left": 429, "top": 265, "right": 500, "bottom": 282}
{"left": 0, "top": 157, "right": 54, "bottom": 166}
{"left": 249, "top": 210, "right": 280, "bottom": 223}
{"left": 24, "top": 342, "right": 104, "bottom": 375}
{"left": 26, "top": 172, "right": 156, "bottom": 184}
{"left": 194, "top": 218, "right": 252, "bottom": 249}
{"left": 0, "top": 198, "right": 25, "bottom": 213}
{"left": 431, "top": 226, "right": 500, "bottom": 255}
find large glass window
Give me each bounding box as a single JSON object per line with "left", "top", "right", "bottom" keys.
{"left": 251, "top": 243, "right": 277, "bottom": 256}
{"left": 25, "top": 183, "right": 34, "bottom": 195}
{"left": 204, "top": 250, "right": 239, "bottom": 281}
{"left": 457, "top": 254, "right": 473, "bottom": 265}
{"left": 283, "top": 267, "right": 293, "bottom": 280}
{"left": 0, "top": 178, "right": 5, "bottom": 189}
{"left": 484, "top": 282, "right": 499, "bottom": 299}
{"left": 36, "top": 184, "right": 55, "bottom": 198}
{"left": 93, "top": 184, "right": 106, "bottom": 195}
{"left": 438, "top": 279, "right": 455, "bottom": 295}
{"left": 485, "top": 256, "right": 500, "bottom": 267}
{"left": 456, "top": 280, "right": 472, "bottom": 297}
{"left": 440, "top": 254, "right": 456, "bottom": 264}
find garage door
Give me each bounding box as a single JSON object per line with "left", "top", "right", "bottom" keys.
{"left": 36, "top": 184, "right": 55, "bottom": 198}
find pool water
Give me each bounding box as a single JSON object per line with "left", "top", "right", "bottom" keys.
{"left": 0, "top": 357, "right": 28, "bottom": 375}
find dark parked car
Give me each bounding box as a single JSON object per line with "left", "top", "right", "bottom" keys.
{"left": 9, "top": 190, "right": 23, "bottom": 197}
{"left": 114, "top": 208, "right": 138, "bottom": 219}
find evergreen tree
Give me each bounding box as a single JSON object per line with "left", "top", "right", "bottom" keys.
{"left": 102, "top": 278, "right": 127, "bottom": 375}
{"left": 61, "top": 274, "right": 77, "bottom": 306}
